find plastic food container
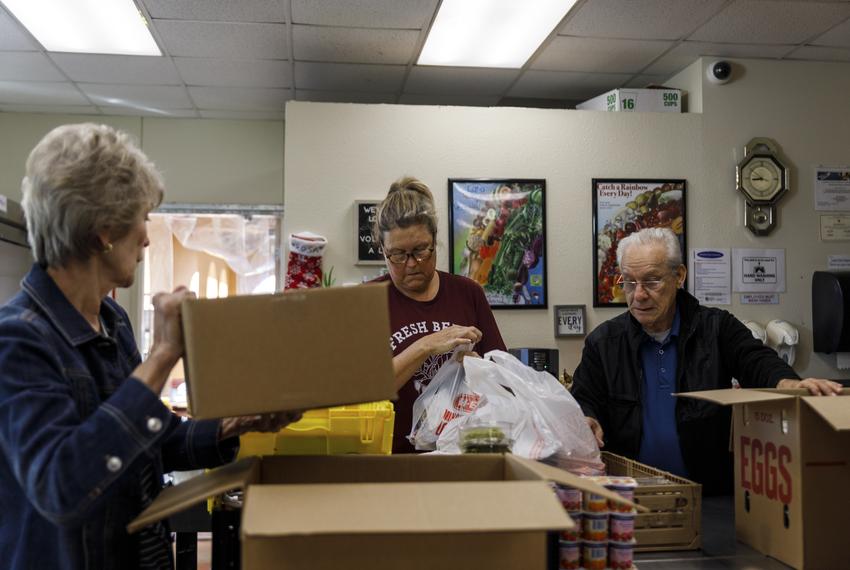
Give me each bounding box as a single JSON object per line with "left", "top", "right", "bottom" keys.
{"left": 560, "top": 511, "right": 582, "bottom": 541}
{"left": 459, "top": 422, "right": 513, "bottom": 454}
{"left": 581, "top": 540, "right": 608, "bottom": 570}
{"left": 609, "top": 511, "right": 635, "bottom": 541}
{"left": 558, "top": 540, "right": 580, "bottom": 570}
{"left": 554, "top": 484, "right": 582, "bottom": 511}
{"left": 583, "top": 490, "right": 608, "bottom": 512}
{"left": 582, "top": 512, "right": 609, "bottom": 541}
{"left": 608, "top": 539, "right": 636, "bottom": 569}
{"left": 605, "top": 476, "right": 637, "bottom": 512}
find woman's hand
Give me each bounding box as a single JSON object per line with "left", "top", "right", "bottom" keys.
{"left": 219, "top": 411, "right": 304, "bottom": 441}
{"left": 151, "top": 286, "right": 195, "bottom": 364}
{"left": 417, "top": 325, "right": 483, "bottom": 356}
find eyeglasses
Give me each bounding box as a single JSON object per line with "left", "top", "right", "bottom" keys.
{"left": 385, "top": 246, "right": 434, "bottom": 265}
{"left": 616, "top": 275, "right": 668, "bottom": 293}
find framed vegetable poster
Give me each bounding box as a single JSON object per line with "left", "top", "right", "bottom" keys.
{"left": 592, "top": 179, "right": 686, "bottom": 307}
{"left": 449, "top": 179, "right": 546, "bottom": 309}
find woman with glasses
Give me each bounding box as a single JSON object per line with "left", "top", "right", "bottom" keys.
{"left": 372, "top": 176, "right": 506, "bottom": 453}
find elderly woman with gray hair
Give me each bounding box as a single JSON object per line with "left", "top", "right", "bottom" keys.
{"left": 0, "top": 123, "right": 298, "bottom": 570}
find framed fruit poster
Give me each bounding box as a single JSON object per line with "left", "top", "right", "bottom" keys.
{"left": 592, "top": 179, "right": 686, "bottom": 307}
{"left": 449, "top": 179, "right": 546, "bottom": 309}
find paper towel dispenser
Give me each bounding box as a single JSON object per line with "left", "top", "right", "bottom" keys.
{"left": 812, "top": 271, "right": 850, "bottom": 353}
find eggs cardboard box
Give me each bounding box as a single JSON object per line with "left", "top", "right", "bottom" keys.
{"left": 678, "top": 388, "right": 850, "bottom": 569}
{"left": 128, "top": 453, "right": 643, "bottom": 570}
{"left": 576, "top": 88, "right": 681, "bottom": 113}
{"left": 179, "top": 283, "right": 397, "bottom": 419}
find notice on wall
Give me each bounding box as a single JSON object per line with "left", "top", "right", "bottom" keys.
{"left": 741, "top": 293, "right": 780, "bottom": 305}
{"left": 732, "top": 248, "right": 785, "bottom": 293}
{"left": 688, "top": 248, "right": 730, "bottom": 305}
{"left": 814, "top": 167, "right": 850, "bottom": 211}
{"left": 355, "top": 200, "right": 384, "bottom": 265}
{"left": 828, "top": 255, "right": 850, "bottom": 270}
{"left": 820, "top": 214, "right": 850, "bottom": 241}
{"left": 0, "top": 194, "right": 6, "bottom": 214}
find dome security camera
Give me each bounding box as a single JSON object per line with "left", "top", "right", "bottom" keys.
{"left": 706, "top": 60, "right": 732, "bottom": 84}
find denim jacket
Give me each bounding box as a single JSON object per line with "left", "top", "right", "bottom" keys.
{"left": 0, "top": 264, "right": 237, "bottom": 569}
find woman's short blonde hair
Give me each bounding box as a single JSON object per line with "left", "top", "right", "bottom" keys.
{"left": 373, "top": 176, "right": 437, "bottom": 243}
{"left": 21, "top": 123, "right": 164, "bottom": 268}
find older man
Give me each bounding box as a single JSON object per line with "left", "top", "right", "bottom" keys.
{"left": 572, "top": 228, "right": 841, "bottom": 494}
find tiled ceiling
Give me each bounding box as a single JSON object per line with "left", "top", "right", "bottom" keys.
{"left": 1, "top": 0, "right": 849, "bottom": 119}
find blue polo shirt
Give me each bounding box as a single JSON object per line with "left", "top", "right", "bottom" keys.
{"left": 637, "top": 309, "right": 689, "bottom": 477}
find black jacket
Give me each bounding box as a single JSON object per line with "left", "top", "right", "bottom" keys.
{"left": 572, "top": 290, "right": 798, "bottom": 495}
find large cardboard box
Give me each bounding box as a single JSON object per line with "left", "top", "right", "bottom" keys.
{"left": 129, "top": 454, "right": 643, "bottom": 569}
{"left": 576, "top": 88, "right": 681, "bottom": 113}
{"left": 679, "top": 389, "right": 850, "bottom": 569}
{"left": 180, "top": 284, "right": 397, "bottom": 419}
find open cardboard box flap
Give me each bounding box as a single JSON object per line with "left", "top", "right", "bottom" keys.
{"left": 181, "top": 283, "right": 397, "bottom": 419}
{"left": 128, "top": 457, "right": 259, "bottom": 534}
{"left": 674, "top": 388, "right": 796, "bottom": 406}
{"left": 127, "top": 454, "right": 643, "bottom": 535}
{"left": 242, "top": 481, "right": 570, "bottom": 536}
{"left": 802, "top": 394, "right": 850, "bottom": 431}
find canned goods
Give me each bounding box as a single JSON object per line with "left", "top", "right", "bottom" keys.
{"left": 560, "top": 512, "right": 582, "bottom": 541}
{"left": 581, "top": 540, "right": 608, "bottom": 570}
{"left": 582, "top": 512, "right": 609, "bottom": 541}
{"left": 554, "top": 484, "right": 582, "bottom": 511}
{"left": 609, "top": 512, "right": 636, "bottom": 541}
{"left": 608, "top": 539, "right": 636, "bottom": 569}
{"left": 558, "top": 540, "right": 580, "bottom": 570}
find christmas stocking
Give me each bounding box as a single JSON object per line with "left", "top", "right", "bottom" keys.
{"left": 285, "top": 232, "right": 327, "bottom": 289}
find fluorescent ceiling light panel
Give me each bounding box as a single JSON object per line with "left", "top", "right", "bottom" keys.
{"left": 418, "top": 0, "right": 576, "bottom": 68}
{"left": 2, "top": 0, "right": 161, "bottom": 56}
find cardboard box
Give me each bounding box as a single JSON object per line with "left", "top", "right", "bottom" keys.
{"left": 602, "top": 451, "right": 702, "bottom": 552}
{"left": 678, "top": 389, "right": 850, "bottom": 569}
{"left": 576, "top": 88, "right": 681, "bottom": 113}
{"left": 180, "top": 284, "right": 397, "bottom": 419}
{"left": 129, "top": 454, "right": 643, "bottom": 569}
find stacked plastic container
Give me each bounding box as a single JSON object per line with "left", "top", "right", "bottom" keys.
{"left": 553, "top": 476, "right": 638, "bottom": 570}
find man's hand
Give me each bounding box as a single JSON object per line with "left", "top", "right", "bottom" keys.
{"left": 776, "top": 378, "right": 843, "bottom": 396}
{"left": 219, "top": 411, "right": 304, "bottom": 441}
{"left": 586, "top": 416, "right": 604, "bottom": 448}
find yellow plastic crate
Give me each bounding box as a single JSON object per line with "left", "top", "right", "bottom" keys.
{"left": 237, "top": 401, "right": 394, "bottom": 459}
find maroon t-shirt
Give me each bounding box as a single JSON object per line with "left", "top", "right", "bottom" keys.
{"left": 373, "top": 271, "right": 506, "bottom": 453}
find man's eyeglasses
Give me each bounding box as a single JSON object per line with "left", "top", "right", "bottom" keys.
{"left": 616, "top": 275, "right": 667, "bottom": 292}
{"left": 385, "top": 246, "right": 434, "bottom": 265}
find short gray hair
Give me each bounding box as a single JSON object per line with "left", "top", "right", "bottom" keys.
{"left": 21, "top": 123, "right": 164, "bottom": 268}
{"left": 616, "top": 227, "right": 683, "bottom": 270}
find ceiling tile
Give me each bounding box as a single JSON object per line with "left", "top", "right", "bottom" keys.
{"left": 786, "top": 45, "right": 850, "bottom": 62}
{"left": 294, "top": 89, "right": 396, "bottom": 103}
{"left": 0, "top": 81, "right": 88, "bottom": 105}
{"left": 532, "top": 36, "right": 673, "bottom": 73}
{"left": 199, "top": 109, "right": 286, "bottom": 120}
{"left": 154, "top": 21, "right": 288, "bottom": 59}
{"left": 291, "top": 0, "right": 438, "bottom": 29}
{"left": 405, "top": 66, "right": 519, "bottom": 95}
{"left": 0, "top": 103, "right": 99, "bottom": 115}
{"left": 188, "top": 86, "right": 292, "bottom": 111}
{"left": 294, "top": 62, "right": 406, "bottom": 92}
{"left": 398, "top": 93, "right": 500, "bottom": 106}
{"left": 0, "top": 8, "right": 37, "bottom": 50}
{"left": 50, "top": 54, "right": 181, "bottom": 84}
{"left": 80, "top": 84, "right": 193, "bottom": 110}
{"left": 293, "top": 25, "right": 419, "bottom": 64}
{"left": 644, "top": 41, "right": 794, "bottom": 75}
{"left": 508, "top": 70, "right": 630, "bottom": 100}
{"left": 690, "top": 0, "right": 850, "bottom": 44}
{"left": 810, "top": 17, "right": 850, "bottom": 48}
{"left": 0, "top": 52, "right": 63, "bottom": 81}
{"left": 175, "top": 58, "right": 291, "bottom": 88}
{"left": 560, "top": 0, "right": 727, "bottom": 40}
{"left": 143, "top": 0, "right": 286, "bottom": 22}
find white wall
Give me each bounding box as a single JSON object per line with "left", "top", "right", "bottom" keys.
{"left": 284, "top": 101, "right": 703, "bottom": 374}
{"left": 285, "top": 56, "right": 850, "bottom": 380}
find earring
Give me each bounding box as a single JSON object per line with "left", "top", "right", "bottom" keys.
{"left": 103, "top": 242, "right": 113, "bottom": 254}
